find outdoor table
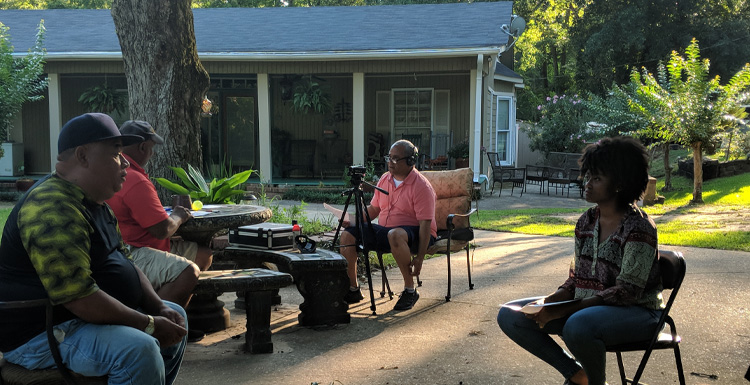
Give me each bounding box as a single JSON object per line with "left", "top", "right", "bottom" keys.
{"left": 174, "top": 204, "right": 273, "bottom": 333}
{"left": 176, "top": 204, "right": 272, "bottom": 246}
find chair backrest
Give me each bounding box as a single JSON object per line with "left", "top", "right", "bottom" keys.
{"left": 486, "top": 152, "right": 502, "bottom": 176}
{"left": 658, "top": 250, "right": 686, "bottom": 304}
{"left": 652, "top": 250, "right": 685, "bottom": 342}
{"left": 421, "top": 168, "right": 473, "bottom": 231}
{"left": 401, "top": 133, "right": 422, "bottom": 150}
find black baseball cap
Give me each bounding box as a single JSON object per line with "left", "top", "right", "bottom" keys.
{"left": 58, "top": 113, "right": 143, "bottom": 153}
{"left": 119, "top": 120, "right": 165, "bottom": 145}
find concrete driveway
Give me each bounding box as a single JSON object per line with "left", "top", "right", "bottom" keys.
{"left": 180, "top": 220, "right": 750, "bottom": 384}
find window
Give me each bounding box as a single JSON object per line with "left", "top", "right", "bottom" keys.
{"left": 392, "top": 89, "right": 433, "bottom": 154}
{"left": 493, "top": 94, "right": 515, "bottom": 166}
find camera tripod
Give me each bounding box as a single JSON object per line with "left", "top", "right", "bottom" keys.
{"left": 332, "top": 170, "right": 389, "bottom": 314}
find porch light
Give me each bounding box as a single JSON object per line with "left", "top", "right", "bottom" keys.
{"left": 201, "top": 96, "right": 213, "bottom": 117}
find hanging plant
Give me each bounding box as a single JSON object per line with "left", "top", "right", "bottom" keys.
{"left": 78, "top": 84, "right": 127, "bottom": 115}
{"left": 291, "top": 76, "right": 332, "bottom": 115}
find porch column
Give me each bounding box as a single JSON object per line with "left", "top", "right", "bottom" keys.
{"left": 48, "top": 73, "right": 62, "bottom": 172}
{"left": 352, "top": 72, "right": 365, "bottom": 166}
{"left": 469, "top": 55, "right": 483, "bottom": 181}
{"left": 257, "top": 73, "right": 272, "bottom": 183}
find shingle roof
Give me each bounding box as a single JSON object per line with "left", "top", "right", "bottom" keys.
{"left": 495, "top": 61, "right": 522, "bottom": 82}
{"left": 0, "top": 3, "right": 513, "bottom": 59}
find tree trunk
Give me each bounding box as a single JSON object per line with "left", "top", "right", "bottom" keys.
{"left": 112, "top": 0, "right": 209, "bottom": 202}
{"left": 662, "top": 143, "right": 672, "bottom": 191}
{"left": 691, "top": 141, "right": 704, "bottom": 204}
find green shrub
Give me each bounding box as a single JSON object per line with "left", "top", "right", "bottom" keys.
{"left": 282, "top": 187, "right": 372, "bottom": 205}
{"left": 523, "top": 94, "right": 595, "bottom": 157}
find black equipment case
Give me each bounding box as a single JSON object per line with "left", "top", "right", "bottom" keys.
{"left": 228, "top": 223, "right": 295, "bottom": 249}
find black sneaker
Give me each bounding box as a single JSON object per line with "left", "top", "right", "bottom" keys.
{"left": 343, "top": 288, "right": 364, "bottom": 304}
{"left": 394, "top": 289, "right": 419, "bottom": 310}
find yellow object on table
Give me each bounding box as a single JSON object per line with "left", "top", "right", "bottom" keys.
{"left": 192, "top": 200, "right": 203, "bottom": 211}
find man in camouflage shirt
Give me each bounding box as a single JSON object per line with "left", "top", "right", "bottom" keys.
{"left": 0, "top": 113, "right": 188, "bottom": 385}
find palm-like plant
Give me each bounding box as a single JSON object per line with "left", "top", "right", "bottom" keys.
{"left": 613, "top": 38, "right": 750, "bottom": 203}
{"left": 154, "top": 164, "right": 253, "bottom": 205}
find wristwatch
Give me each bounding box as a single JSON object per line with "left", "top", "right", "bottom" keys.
{"left": 144, "top": 315, "right": 155, "bottom": 335}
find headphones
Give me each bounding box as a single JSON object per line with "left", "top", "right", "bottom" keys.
{"left": 405, "top": 142, "right": 419, "bottom": 166}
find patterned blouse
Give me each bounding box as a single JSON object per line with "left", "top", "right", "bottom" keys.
{"left": 560, "top": 205, "right": 664, "bottom": 310}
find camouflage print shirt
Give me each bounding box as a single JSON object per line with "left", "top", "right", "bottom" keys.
{"left": 0, "top": 174, "right": 143, "bottom": 352}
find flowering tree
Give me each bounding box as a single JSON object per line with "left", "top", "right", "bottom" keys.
{"left": 523, "top": 94, "right": 593, "bottom": 158}
{"left": 612, "top": 39, "right": 750, "bottom": 203}
{"left": 0, "top": 20, "right": 47, "bottom": 156}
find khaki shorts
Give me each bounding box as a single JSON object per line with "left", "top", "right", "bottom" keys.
{"left": 130, "top": 240, "right": 199, "bottom": 291}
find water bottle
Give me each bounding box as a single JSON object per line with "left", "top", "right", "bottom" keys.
{"left": 292, "top": 220, "right": 301, "bottom": 250}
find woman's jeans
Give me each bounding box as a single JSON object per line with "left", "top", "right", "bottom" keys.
{"left": 497, "top": 296, "right": 662, "bottom": 385}
{"left": 3, "top": 301, "right": 187, "bottom": 385}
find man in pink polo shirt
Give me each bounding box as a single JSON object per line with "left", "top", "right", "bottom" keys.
{"left": 107, "top": 121, "right": 212, "bottom": 311}
{"left": 340, "top": 139, "right": 436, "bottom": 311}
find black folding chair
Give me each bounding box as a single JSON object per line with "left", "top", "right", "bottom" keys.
{"left": 605, "top": 250, "right": 686, "bottom": 385}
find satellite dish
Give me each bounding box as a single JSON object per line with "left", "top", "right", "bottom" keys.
{"left": 509, "top": 16, "right": 526, "bottom": 37}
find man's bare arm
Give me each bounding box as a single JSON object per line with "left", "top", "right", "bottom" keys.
{"left": 146, "top": 206, "right": 191, "bottom": 239}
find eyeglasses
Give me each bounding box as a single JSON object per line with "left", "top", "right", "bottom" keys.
{"left": 383, "top": 155, "right": 407, "bottom": 164}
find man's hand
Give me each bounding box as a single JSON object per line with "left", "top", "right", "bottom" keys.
{"left": 171, "top": 205, "right": 192, "bottom": 224}
{"left": 410, "top": 256, "right": 424, "bottom": 276}
{"left": 152, "top": 316, "right": 187, "bottom": 347}
{"left": 158, "top": 304, "right": 186, "bottom": 328}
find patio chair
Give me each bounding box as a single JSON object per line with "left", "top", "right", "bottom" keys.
{"left": 606, "top": 250, "right": 686, "bottom": 385}
{"left": 374, "top": 168, "right": 475, "bottom": 304}
{"left": 401, "top": 133, "right": 422, "bottom": 150}
{"left": 567, "top": 168, "right": 583, "bottom": 198}
{"left": 0, "top": 299, "right": 108, "bottom": 385}
{"left": 524, "top": 165, "right": 549, "bottom": 194}
{"left": 546, "top": 167, "right": 570, "bottom": 196}
{"left": 486, "top": 152, "right": 525, "bottom": 196}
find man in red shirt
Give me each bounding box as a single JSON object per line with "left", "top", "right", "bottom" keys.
{"left": 107, "top": 120, "right": 211, "bottom": 310}
{"left": 340, "top": 140, "right": 436, "bottom": 310}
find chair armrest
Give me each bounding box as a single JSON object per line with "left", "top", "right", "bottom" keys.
{"left": 446, "top": 208, "right": 477, "bottom": 230}
{"left": 0, "top": 298, "right": 49, "bottom": 310}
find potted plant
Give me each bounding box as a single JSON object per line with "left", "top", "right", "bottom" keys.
{"left": 448, "top": 140, "right": 470, "bottom": 169}
{"left": 291, "top": 75, "right": 332, "bottom": 115}
{"left": 78, "top": 84, "right": 127, "bottom": 115}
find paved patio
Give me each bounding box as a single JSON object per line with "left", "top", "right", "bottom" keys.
{"left": 179, "top": 190, "right": 750, "bottom": 385}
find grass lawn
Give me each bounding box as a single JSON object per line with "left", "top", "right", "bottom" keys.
{"left": 473, "top": 173, "right": 750, "bottom": 252}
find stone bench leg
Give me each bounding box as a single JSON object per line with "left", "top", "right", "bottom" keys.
{"left": 296, "top": 270, "right": 350, "bottom": 327}
{"left": 244, "top": 289, "right": 274, "bottom": 354}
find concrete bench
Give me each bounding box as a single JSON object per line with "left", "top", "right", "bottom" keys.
{"left": 220, "top": 247, "right": 351, "bottom": 327}
{"left": 191, "top": 269, "right": 293, "bottom": 354}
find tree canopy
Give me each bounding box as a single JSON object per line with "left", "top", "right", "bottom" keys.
{"left": 610, "top": 39, "right": 750, "bottom": 203}
{"left": 0, "top": 20, "right": 47, "bottom": 151}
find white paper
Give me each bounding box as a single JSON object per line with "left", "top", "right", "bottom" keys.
{"left": 501, "top": 299, "right": 582, "bottom": 315}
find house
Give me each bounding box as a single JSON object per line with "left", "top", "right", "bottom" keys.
{"left": 1, "top": 3, "right": 523, "bottom": 183}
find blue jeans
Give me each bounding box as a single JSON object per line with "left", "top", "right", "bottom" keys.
{"left": 4, "top": 301, "right": 187, "bottom": 385}
{"left": 497, "top": 296, "right": 662, "bottom": 385}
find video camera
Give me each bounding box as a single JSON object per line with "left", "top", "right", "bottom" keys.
{"left": 347, "top": 165, "right": 367, "bottom": 177}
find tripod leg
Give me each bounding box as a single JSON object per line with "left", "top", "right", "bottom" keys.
{"left": 352, "top": 188, "right": 378, "bottom": 314}
{"left": 362, "top": 249, "right": 377, "bottom": 314}
{"left": 377, "top": 252, "right": 393, "bottom": 299}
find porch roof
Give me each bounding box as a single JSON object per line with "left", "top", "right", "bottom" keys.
{"left": 1, "top": 2, "right": 514, "bottom": 61}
